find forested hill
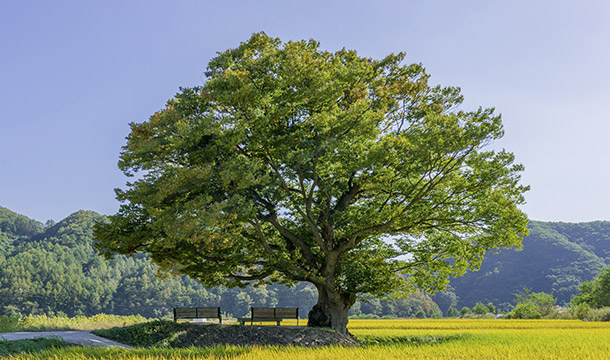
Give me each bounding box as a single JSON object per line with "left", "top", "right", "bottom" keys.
{"left": 449, "top": 220, "right": 610, "bottom": 309}
{"left": 3, "top": 206, "right": 608, "bottom": 316}
{"left": 0, "top": 207, "right": 440, "bottom": 318}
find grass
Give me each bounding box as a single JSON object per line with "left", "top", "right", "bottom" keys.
{"left": 4, "top": 318, "right": 610, "bottom": 359}
{"left": 93, "top": 320, "right": 190, "bottom": 347}
{"left": 0, "top": 314, "right": 148, "bottom": 332}
{"left": 0, "top": 337, "right": 69, "bottom": 356}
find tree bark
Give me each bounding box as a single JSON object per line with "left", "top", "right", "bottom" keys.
{"left": 307, "top": 285, "right": 355, "bottom": 335}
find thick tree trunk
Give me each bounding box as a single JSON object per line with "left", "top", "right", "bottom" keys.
{"left": 307, "top": 285, "right": 355, "bottom": 335}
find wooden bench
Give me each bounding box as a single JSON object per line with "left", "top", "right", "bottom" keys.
{"left": 173, "top": 307, "right": 222, "bottom": 323}
{"left": 238, "top": 307, "right": 299, "bottom": 326}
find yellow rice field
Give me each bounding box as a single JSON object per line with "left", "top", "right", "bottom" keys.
{"left": 7, "top": 319, "right": 610, "bottom": 359}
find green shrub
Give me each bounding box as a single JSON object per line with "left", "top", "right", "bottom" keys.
{"left": 472, "top": 303, "right": 489, "bottom": 315}
{"left": 543, "top": 307, "right": 572, "bottom": 319}
{"left": 0, "top": 315, "right": 20, "bottom": 332}
{"left": 93, "top": 320, "right": 189, "bottom": 347}
{"left": 570, "top": 303, "right": 590, "bottom": 320}
{"left": 459, "top": 307, "right": 472, "bottom": 316}
{"left": 0, "top": 337, "right": 68, "bottom": 355}
{"left": 447, "top": 307, "right": 459, "bottom": 318}
{"left": 350, "top": 313, "right": 380, "bottom": 319}
{"left": 587, "top": 307, "right": 610, "bottom": 321}
{"left": 572, "top": 267, "right": 610, "bottom": 308}
{"left": 507, "top": 302, "right": 541, "bottom": 319}
{"left": 487, "top": 302, "right": 496, "bottom": 314}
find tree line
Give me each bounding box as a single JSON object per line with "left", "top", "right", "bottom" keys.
{"left": 0, "top": 207, "right": 442, "bottom": 319}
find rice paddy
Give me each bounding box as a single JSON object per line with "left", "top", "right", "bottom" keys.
{"left": 3, "top": 318, "right": 610, "bottom": 359}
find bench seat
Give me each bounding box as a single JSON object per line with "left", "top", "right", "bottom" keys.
{"left": 238, "top": 307, "right": 298, "bottom": 326}
{"left": 173, "top": 307, "right": 222, "bottom": 323}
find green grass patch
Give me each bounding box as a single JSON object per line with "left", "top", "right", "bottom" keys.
{"left": 0, "top": 314, "right": 148, "bottom": 332}
{"left": 93, "top": 320, "right": 191, "bottom": 347}
{"left": 0, "top": 316, "right": 21, "bottom": 332}
{"left": 0, "top": 337, "right": 69, "bottom": 356}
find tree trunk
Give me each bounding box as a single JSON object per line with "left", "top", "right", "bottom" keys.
{"left": 307, "top": 285, "right": 355, "bottom": 335}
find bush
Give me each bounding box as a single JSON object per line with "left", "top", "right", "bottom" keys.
{"left": 93, "top": 320, "right": 188, "bottom": 347}
{"left": 472, "top": 303, "right": 489, "bottom": 315}
{"left": 459, "top": 307, "right": 472, "bottom": 316}
{"left": 349, "top": 313, "right": 380, "bottom": 319}
{"left": 447, "top": 307, "right": 459, "bottom": 318}
{"left": 587, "top": 307, "right": 610, "bottom": 321}
{"left": 572, "top": 267, "right": 610, "bottom": 309}
{"left": 0, "top": 315, "right": 20, "bottom": 332}
{"left": 487, "top": 303, "right": 496, "bottom": 314}
{"left": 507, "top": 302, "right": 541, "bottom": 319}
{"left": 0, "top": 337, "right": 68, "bottom": 356}
{"left": 543, "top": 306, "right": 572, "bottom": 319}
{"left": 570, "top": 303, "right": 590, "bottom": 320}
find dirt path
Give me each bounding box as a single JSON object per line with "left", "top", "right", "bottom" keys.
{"left": 0, "top": 331, "right": 131, "bottom": 349}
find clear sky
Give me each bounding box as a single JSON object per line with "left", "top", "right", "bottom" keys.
{"left": 1, "top": 0, "right": 609, "bottom": 223}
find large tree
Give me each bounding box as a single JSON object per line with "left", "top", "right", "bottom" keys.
{"left": 94, "top": 33, "right": 528, "bottom": 334}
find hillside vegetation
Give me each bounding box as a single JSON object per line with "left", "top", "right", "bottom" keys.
{"left": 449, "top": 221, "right": 610, "bottom": 308}
{"left": 3, "top": 206, "right": 610, "bottom": 316}
{"left": 0, "top": 207, "right": 439, "bottom": 319}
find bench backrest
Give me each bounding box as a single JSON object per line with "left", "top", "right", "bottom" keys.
{"left": 174, "top": 307, "right": 221, "bottom": 320}
{"left": 251, "top": 307, "right": 298, "bottom": 319}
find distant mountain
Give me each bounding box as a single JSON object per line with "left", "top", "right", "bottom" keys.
{"left": 0, "top": 207, "right": 318, "bottom": 318}
{"left": 449, "top": 221, "right": 610, "bottom": 309}
{"left": 0, "top": 207, "right": 439, "bottom": 319}
{"left": 5, "top": 206, "right": 606, "bottom": 317}
{"left": 0, "top": 206, "right": 44, "bottom": 253}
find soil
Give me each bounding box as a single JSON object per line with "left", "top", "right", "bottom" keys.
{"left": 170, "top": 324, "right": 360, "bottom": 348}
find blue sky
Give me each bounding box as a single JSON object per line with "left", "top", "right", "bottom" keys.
{"left": 1, "top": 0, "right": 609, "bottom": 223}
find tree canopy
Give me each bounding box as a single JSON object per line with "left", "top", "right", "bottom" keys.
{"left": 572, "top": 267, "right": 610, "bottom": 308}
{"left": 94, "top": 32, "right": 529, "bottom": 333}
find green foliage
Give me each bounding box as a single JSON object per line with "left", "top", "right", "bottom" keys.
{"left": 0, "top": 207, "right": 43, "bottom": 238}
{"left": 569, "top": 303, "right": 590, "bottom": 320}
{"left": 430, "top": 286, "right": 458, "bottom": 316}
{"left": 94, "top": 32, "right": 528, "bottom": 332}
{"left": 350, "top": 291, "right": 441, "bottom": 319}
{"left": 508, "top": 302, "right": 541, "bottom": 319}
{"left": 0, "top": 315, "right": 21, "bottom": 332}
{"left": 0, "top": 314, "right": 147, "bottom": 332}
{"left": 587, "top": 307, "right": 610, "bottom": 321}
{"left": 0, "top": 337, "right": 68, "bottom": 356}
{"left": 450, "top": 221, "right": 610, "bottom": 308}
{"left": 459, "top": 307, "right": 472, "bottom": 316}
{"left": 487, "top": 302, "right": 496, "bottom": 314}
{"left": 0, "top": 208, "right": 318, "bottom": 319}
{"left": 0, "top": 207, "right": 451, "bottom": 321}
{"left": 447, "top": 307, "right": 460, "bottom": 317}
{"left": 507, "top": 289, "right": 555, "bottom": 319}
{"left": 572, "top": 267, "right": 610, "bottom": 308}
{"left": 528, "top": 292, "right": 556, "bottom": 317}
{"left": 472, "top": 302, "right": 489, "bottom": 315}
{"left": 94, "top": 320, "right": 189, "bottom": 347}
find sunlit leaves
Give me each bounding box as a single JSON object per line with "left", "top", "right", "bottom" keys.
{"left": 94, "top": 32, "right": 528, "bottom": 312}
